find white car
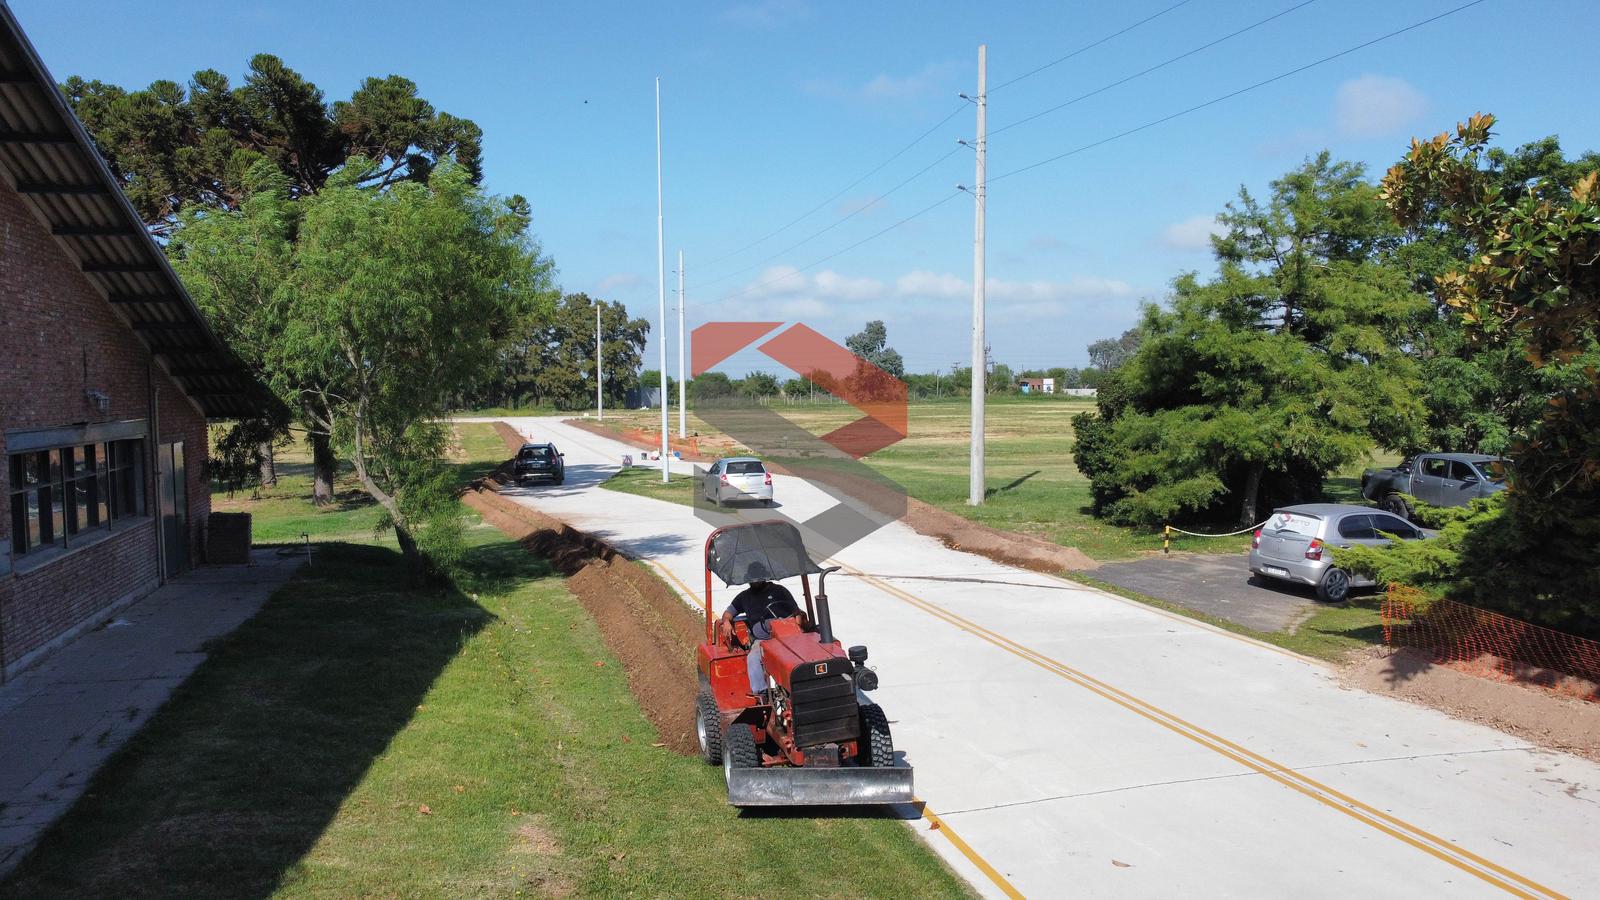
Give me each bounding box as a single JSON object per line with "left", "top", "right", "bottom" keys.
{"left": 704, "top": 457, "right": 773, "bottom": 506}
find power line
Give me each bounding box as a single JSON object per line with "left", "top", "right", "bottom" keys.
{"left": 989, "top": 0, "right": 1320, "bottom": 139}
{"left": 697, "top": 145, "right": 965, "bottom": 289}
{"left": 698, "top": 2, "right": 1196, "bottom": 276}
{"left": 991, "top": 0, "right": 1490, "bottom": 185}
{"left": 713, "top": 188, "right": 960, "bottom": 301}
{"left": 988, "top": 0, "right": 1197, "bottom": 93}
{"left": 699, "top": 105, "right": 966, "bottom": 271}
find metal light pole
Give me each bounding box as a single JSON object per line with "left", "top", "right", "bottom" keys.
{"left": 656, "top": 77, "right": 669, "bottom": 483}
{"left": 677, "top": 249, "right": 687, "bottom": 438}
{"left": 596, "top": 300, "right": 603, "bottom": 420}
{"left": 968, "top": 45, "right": 987, "bottom": 506}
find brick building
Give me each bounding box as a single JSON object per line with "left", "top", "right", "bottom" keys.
{"left": 1, "top": 8, "right": 276, "bottom": 677}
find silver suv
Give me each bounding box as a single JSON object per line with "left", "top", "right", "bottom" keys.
{"left": 1247, "top": 503, "right": 1426, "bottom": 602}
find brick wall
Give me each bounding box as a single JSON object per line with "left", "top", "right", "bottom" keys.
{"left": 0, "top": 178, "right": 211, "bottom": 671}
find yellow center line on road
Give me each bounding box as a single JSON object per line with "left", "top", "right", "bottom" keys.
{"left": 836, "top": 562, "right": 1566, "bottom": 900}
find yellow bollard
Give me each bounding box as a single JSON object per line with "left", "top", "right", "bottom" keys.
{"left": 1163, "top": 524, "right": 1171, "bottom": 555}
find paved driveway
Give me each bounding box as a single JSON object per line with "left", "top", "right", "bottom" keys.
{"left": 1090, "top": 553, "right": 1325, "bottom": 632}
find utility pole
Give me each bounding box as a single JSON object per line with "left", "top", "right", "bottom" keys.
{"left": 656, "top": 77, "right": 669, "bottom": 483}
{"left": 595, "top": 300, "right": 603, "bottom": 420}
{"left": 968, "top": 45, "right": 987, "bottom": 506}
{"left": 677, "top": 250, "right": 687, "bottom": 438}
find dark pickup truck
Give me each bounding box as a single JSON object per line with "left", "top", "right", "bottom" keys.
{"left": 513, "top": 442, "right": 565, "bottom": 485}
{"left": 1361, "top": 452, "right": 1505, "bottom": 520}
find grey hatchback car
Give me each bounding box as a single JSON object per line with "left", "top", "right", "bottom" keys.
{"left": 1247, "top": 503, "right": 1426, "bottom": 603}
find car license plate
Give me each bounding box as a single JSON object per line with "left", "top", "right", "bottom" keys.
{"left": 1263, "top": 565, "right": 1289, "bottom": 578}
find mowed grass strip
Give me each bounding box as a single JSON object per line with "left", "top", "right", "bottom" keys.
{"left": 1, "top": 426, "right": 968, "bottom": 899}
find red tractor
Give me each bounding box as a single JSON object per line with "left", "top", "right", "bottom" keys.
{"left": 694, "top": 520, "right": 914, "bottom": 806}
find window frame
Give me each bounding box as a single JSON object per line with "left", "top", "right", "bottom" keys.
{"left": 8, "top": 437, "right": 147, "bottom": 562}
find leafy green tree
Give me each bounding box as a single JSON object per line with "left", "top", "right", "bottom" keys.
{"left": 64, "top": 57, "right": 481, "bottom": 233}
{"left": 844, "top": 320, "right": 905, "bottom": 379}
{"left": 174, "top": 158, "right": 551, "bottom": 571}
{"left": 691, "top": 372, "right": 735, "bottom": 401}
{"left": 479, "top": 293, "right": 647, "bottom": 411}
{"left": 1073, "top": 154, "right": 1427, "bottom": 527}
{"left": 1086, "top": 328, "right": 1142, "bottom": 373}
{"left": 738, "top": 371, "right": 780, "bottom": 398}
{"left": 1379, "top": 113, "right": 1600, "bottom": 634}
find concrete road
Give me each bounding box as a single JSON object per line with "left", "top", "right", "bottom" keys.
{"left": 1091, "top": 554, "right": 1322, "bottom": 632}
{"left": 474, "top": 416, "right": 1600, "bottom": 899}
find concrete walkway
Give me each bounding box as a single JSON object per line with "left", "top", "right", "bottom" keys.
{"left": 0, "top": 549, "right": 299, "bottom": 876}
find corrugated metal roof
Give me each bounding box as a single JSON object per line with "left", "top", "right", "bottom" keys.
{"left": 0, "top": 4, "right": 281, "bottom": 421}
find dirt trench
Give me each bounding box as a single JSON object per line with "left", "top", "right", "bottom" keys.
{"left": 463, "top": 440, "right": 703, "bottom": 755}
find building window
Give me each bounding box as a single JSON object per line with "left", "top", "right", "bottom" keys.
{"left": 8, "top": 438, "right": 145, "bottom": 559}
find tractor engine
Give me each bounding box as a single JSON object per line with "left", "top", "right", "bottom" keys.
{"left": 761, "top": 620, "right": 861, "bottom": 763}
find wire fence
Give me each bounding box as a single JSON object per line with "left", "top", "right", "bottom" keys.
{"left": 1382, "top": 584, "right": 1600, "bottom": 703}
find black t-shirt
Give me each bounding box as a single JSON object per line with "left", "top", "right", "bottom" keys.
{"left": 727, "top": 581, "right": 799, "bottom": 639}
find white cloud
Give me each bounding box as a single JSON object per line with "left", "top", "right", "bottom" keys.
{"left": 1159, "top": 214, "right": 1224, "bottom": 252}
{"left": 1335, "top": 74, "right": 1427, "bottom": 138}
{"left": 803, "top": 62, "right": 962, "bottom": 103}
{"left": 721, "top": 0, "right": 810, "bottom": 27}
{"left": 895, "top": 270, "right": 968, "bottom": 300}
{"left": 596, "top": 272, "right": 642, "bottom": 293}
{"left": 716, "top": 267, "right": 1132, "bottom": 324}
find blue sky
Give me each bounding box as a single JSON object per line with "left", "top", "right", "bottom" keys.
{"left": 13, "top": 0, "right": 1598, "bottom": 377}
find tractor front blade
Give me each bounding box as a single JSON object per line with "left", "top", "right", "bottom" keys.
{"left": 726, "top": 765, "right": 914, "bottom": 807}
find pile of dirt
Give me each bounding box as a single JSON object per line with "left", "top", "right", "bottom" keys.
{"left": 900, "top": 498, "right": 1098, "bottom": 574}
{"left": 562, "top": 418, "right": 722, "bottom": 463}
{"left": 492, "top": 421, "right": 528, "bottom": 451}
{"left": 463, "top": 485, "right": 703, "bottom": 755}
{"left": 1342, "top": 648, "right": 1600, "bottom": 763}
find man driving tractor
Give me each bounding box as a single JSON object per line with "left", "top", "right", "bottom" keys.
{"left": 718, "top": 561, "right": 800, "bottom": 699}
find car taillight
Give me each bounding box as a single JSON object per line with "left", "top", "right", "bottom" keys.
{"left": 1252, "top": 529, "right": 1262, "bottom": 549}
{"left": 1305, "top": 539, "right": 1323, "bottom": 561}
{"left": 719, "top": 474, "right": 728, "bottom": 484}
{"left": 764, "top": 472, "right": 772, "bottom": 486}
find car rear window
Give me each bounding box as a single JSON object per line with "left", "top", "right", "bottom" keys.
{"left": 519, "top": 446, "right": 553, "bottom": 460}
{"left": 1337, "top": 515, "right": 1375, "bottom": 540}
{"left": 1265, "top": 511, "right": 1320, "bottom": 536}
{"left": 1371, "top": 514, "right": 1420, "bottom": 539}
{"left": 725, "top": 460, "right": 765, "bottom": 475}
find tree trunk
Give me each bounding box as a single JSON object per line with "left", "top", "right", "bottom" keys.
{"left": 258, "top": 441, "right": 277, "bottom": 486}
{"left": 1239, "top": 461, "right": 1265, "bottom": 527}
{"left": 311, "top": 431, "right": 336, "bottom": 506}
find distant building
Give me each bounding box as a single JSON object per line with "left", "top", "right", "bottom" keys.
{"left": 1062, "top": 388, "right": 1098, "bottom": 398}
{"left": 1017, "top": 377, "right": 1057, "bottom": 395}
{"left": 1, "top": 7, "right": 276, "bottom": 677}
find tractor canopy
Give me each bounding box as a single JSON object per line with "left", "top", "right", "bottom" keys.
{"left": 707, "top": 520, "right": 823, "bottom": 586}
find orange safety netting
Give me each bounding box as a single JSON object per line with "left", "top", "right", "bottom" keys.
{"left": 1382, "top": 584, "right": 1600, "bottom": 703}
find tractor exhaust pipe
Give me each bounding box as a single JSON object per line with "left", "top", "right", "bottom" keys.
{"left": 815, "top": 566, "right": 842, "bottom": 646}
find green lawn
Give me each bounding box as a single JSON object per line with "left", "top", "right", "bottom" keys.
{"left": 1, "top": 426, "right": 966, "bottom": 899}
{"left": 600, "top": 466, "right": 698, "bottom": 506}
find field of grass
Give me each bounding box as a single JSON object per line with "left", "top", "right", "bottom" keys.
{"left": 601, "top": 466, "right": 698, "bottom": 505}
{"left": 593, "top": 396, "right": 1400, "bottom": 561}
{"left": 2, "top": 427, "right": 967, "bottom": 898}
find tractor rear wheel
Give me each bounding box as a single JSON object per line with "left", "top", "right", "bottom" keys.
{"left": 695, "top": 691, "right": 722, "bottom": 765}
{"left": 856, "top": 704, "right": 895, "bottom": 768}
{"left": 723, "top": 721, "right": 761, "bottom": 784}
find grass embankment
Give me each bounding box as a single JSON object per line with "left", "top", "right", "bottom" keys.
{"left": 1, "top": 426, "right": 967, "bottom": 899}
{"left": 600, "top": 466, "right": 698, "bottom": 506}
{"left": 590, "top": 398, "right": 1398, "bottom": 661}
